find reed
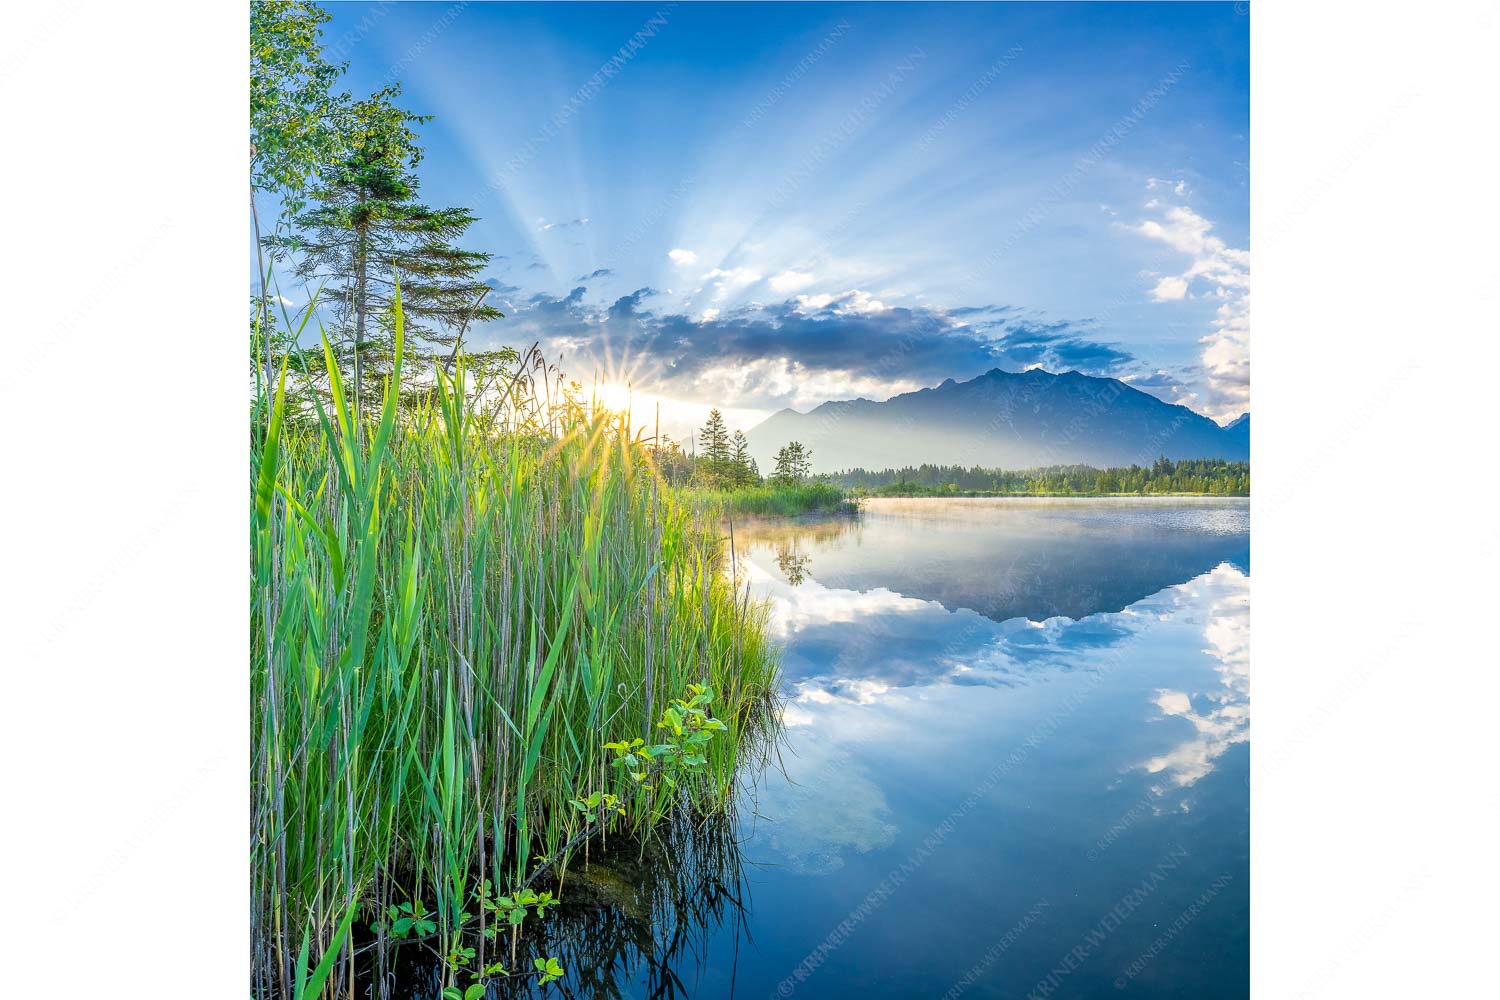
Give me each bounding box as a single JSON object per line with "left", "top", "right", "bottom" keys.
{"left": 251, "top": 292, "right": 779, "bottom": 998}
{"left": 681, "top": 482, "right": 855, "bottom": 518}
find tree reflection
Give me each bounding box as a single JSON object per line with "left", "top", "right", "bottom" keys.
{"left": 774, "top": 543, "right": 811, "bottom": 586}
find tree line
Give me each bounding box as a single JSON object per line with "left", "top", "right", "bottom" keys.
{"left": 650, "top": 408, "right": 813, "bottom": 490}
{"left": 828, "top": 457, "right": 1249, "bottom": 496}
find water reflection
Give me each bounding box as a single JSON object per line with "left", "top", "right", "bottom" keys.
{"left": 1136, "top": 565, "right": 1250, "bottom": 796}
{"left": 393, "top": 809, "right": 755, "bottom": 1000}
{"left": 436, "top": 498, "right": 1253, "bottom": 998}
{"left": 745, "top": 497, "right": 1249, "bottom": 624}
{"left": 725, "top": 498, "right": 1250, "bottom": 998}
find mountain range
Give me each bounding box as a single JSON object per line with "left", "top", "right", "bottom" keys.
{"left": 746, "top": 368, "right": 1249, "bottom": 474}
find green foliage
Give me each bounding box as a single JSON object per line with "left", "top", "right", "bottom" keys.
{"left": 700, "top": 408, "right": 730, "bottom": 471}
{"left": 291, "top": 899, "right": 357, "bottom": 1000}
{"left": 264, "top": 85, "right": 501, "bottom": 411}
{"left": 534, "top": 957, "right": 566, "bottom": 985}
{"left": 682, "top": 482, "right": 855, "bottom": 517}
{"left": 835, "top": 458, "right": 1250, "bottom": 497}
{"left": 771, "top": 441, "right": 812, "bottom": 485}
{"left": 251, "top": 293, "right": 780, "bottom": 997}
{"left": 730, "top": 430, "right": 758, "bottom": 487}
{"left": 250, "top": 0, "right": 349, "bottom": 204}
{"left": 375, "top": 899, "right": 437, "bottom": 940}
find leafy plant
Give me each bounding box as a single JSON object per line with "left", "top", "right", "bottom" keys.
{"left": 533, "top": 957, "right": 566, "bottom": 985}
{"left": 441, "top": 985, "right": 486, "bottom": 1000}
{"left": 373, "top": 899, "right": 437, "bottom": 940}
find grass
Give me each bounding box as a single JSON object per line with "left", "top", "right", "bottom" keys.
{"left": 251, "top": 295, "right": 779, "bottom": 998}
{"left": 680, "top": 481, "right": 856, "bottom": 517}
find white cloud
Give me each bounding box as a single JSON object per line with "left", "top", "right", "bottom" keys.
{"left": 702, "top": 266, "right": 762, "bottom": 299}
{"left": 666, "top": 248, "right": 697, "bottom": 266}
{"left": 793, "top": 288, "right": 890, "bottom": 315}
{"left": 770, "top": 269, "right": 817, "bottom": 293}
{"left": 1150, "top": 275, "right": 1189, "bottom": 301}
{"left": 697, "top": 307, "right": 720, "bottom": 323}
{"left": 703, "top": 265, "right": 759, "bottom": 282}
{"left": 1137, "top": 198, "right": 1250, "bottom": 420}
{"left": 537, "top": 217, "right": 589, "bottom": 231}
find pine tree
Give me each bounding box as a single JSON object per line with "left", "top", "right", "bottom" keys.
{"left": 699, "top": 409, "right": 731, "bottom": 486}
{"left": 730, "top": 430, "right": 757, "bottom": 487}
{"left": 270, "top": 86, "right": 502, "bottom": 418}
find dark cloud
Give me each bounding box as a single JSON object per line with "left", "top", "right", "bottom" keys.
{"left": 988, "top": 323, "right": 1136, "bottom": 372}
{"left": 484, "top": 278, "right": 521, "bottom": 295}
{"left": 575, "top": 268, "right": 614, "bottom": 282}
{"left": 526, "top": 262, "right": 547, "bottom": 271}
{"left": 472, "top": 286, "right": 1137, "bottom": 409}
{"left": 946, "top": 304, "right": 1018, "bottom": 318}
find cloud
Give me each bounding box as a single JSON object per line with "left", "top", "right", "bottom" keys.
{"left": 1136, "top": 197, "right": 1250, "bottom": 420}
{"left": 666, "top": 248, "right": 697, "bottom": 266}
{"left": 1121, "top": 368, "right": 1200, "bottom": 409}
{"left": 475, "top": 284, "right": 1136, "bottom": 414}
{"left": 537, "top": 217, "right": 589, "bottom": 231}
{"left": 1149, "top": 275, "right": 1189, "bottom": 301}
{"left": 575, "top": 268, "right": 613, "bottom": 281}
{"left": 769, "top": 270, "right": 817, "bottom": 293}
{"left": 702, "top": 266, "right": 764, "bottom": 300}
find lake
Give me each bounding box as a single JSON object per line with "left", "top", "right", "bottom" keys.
{"left": 510, "top": 497, "right": 1250, "bottom": 998}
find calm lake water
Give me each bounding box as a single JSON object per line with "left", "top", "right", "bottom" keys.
{"left": 510, "top": 497, "right": 1249, "bottom": 999}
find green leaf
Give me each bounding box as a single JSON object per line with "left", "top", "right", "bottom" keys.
{"left": 294, "top": 898, "right": 358, "bottom": 1000}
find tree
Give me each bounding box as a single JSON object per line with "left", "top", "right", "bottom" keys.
{"left": 250, "top": 1, "right": 351, "bottom": 391}
{"left": 699, "top": 409, "right": 731, "bottom": 486}
{"left": 771, "top": 441, "right": 812, "bottom": 485}
{"left": 730, "top": 430, "right": 759, "bottom": 487}
{"left": 270, "top": 87, "right": 502, "bottom": 419}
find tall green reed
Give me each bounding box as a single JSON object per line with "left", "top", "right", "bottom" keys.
{"left": 251, "top": 290, "right": 779, "bottom": 998}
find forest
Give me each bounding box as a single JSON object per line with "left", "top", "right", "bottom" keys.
{"left": 828, "top": 457, "right": 1250, "bottom": 496}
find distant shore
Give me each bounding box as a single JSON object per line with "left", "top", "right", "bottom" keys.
{"left": 857, "top": 490, "right": 1249, "bottom": 500}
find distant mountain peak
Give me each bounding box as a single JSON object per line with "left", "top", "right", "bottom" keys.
{"left": 746, "top": 367, "right": 1248, "bottom": 474}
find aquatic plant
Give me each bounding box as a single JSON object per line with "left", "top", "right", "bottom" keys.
{"left": 251, "top": 288, "right": 779, "bottom": 997}
{"left": 680, "top": 481, "right": 856, "bottom": 517}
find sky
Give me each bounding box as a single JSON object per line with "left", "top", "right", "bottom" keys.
{"left": 276, "top": 1, "right": 1250, "bottom": 436}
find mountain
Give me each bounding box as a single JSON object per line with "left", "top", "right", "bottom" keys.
{"left": 746, "top": 368, "right": 1249, "bottom": 474}
{"left": 1222, "top": 412, "right": 1250, "bottom": 448}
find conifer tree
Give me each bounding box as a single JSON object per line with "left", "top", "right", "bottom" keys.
{"left": 772, "top": 441, "right": 811, "bottom": 485}
{"left": 699, "top": 409, "right": 731, "bottom": 486}
{"left": 269, "top": 86, "right": 502, "bottom": 417}
{"left": 730, "top": 430, "right": 758, "bottom": 487}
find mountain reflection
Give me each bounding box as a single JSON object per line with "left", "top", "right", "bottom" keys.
{"left": 735, "top": 498, "right": 1251, "bottom": 802}
{"left": 739, "top": 497, "right": 1248, "bottom": 625}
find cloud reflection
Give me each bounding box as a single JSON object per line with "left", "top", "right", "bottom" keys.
{"left": 1137, "top": 564, "right": 1250, "bottom": 791}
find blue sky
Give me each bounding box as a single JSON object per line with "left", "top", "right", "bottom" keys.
{"left": 279, "top": 1, "right": 1249, "bottom": 434}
